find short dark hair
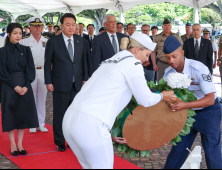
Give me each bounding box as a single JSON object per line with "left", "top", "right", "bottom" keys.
{"left": 127, "top": 23, "right": 135, "bottom": 30}
{"left": 54, "top": 25, "right": 60, "bottom": 29}
{"left": 78, "top": 23, "right": 85, "bottom": 27}
{"left": 117, "top": 22, "right": 123, "bottom": 27}
{"left": 87, "top": 24, "right": 94, "bottom": 29}
{"left": 6, "top": 23, "right": 23, "bottom": 45}
{"left": 151, "top": 26, "right": 158, "bottom": 30}
{"left": 24, "top": 26, "right": 30, "bottom": 29}
{"left": 99, "top": 27, "right": 106, "bottom": 32}
{"left": 60, "top": 13, "right": 76, "bottom": 24}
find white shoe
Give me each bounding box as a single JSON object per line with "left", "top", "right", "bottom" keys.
{"left": 30, "top": 128, "right": 37, "bottom": 133}
{"left": 37, "top": 126, "right": 48, "bottom": 132}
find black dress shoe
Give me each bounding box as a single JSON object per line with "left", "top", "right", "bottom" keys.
{"left": 11, "top": 149, "right": 19, "bottom": 156}
{"left": 57, "top": 146, "right": 66, "bottom": 152}
{"left": 18, "top": 149, "right": 27, "bottom": 155}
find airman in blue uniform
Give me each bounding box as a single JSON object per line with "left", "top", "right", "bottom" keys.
{"left": 163, "top": 36, "right": 222, "bottom": 169}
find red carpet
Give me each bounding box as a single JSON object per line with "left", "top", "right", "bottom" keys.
{"left": 0, "top": 117, "right": 141, "bottom": 169}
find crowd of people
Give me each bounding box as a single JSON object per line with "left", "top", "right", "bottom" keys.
{"left": 0, "top": 12, "right": 221, "bottom": 169}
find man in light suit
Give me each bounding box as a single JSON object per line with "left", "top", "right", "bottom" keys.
{"left": 91, "top": 14, "right": 127, "bottom": 73}
{"left": 44, "top": 13, "right": 88, "bottom": 152}
{"left": 183, "top": 24, "right": 213, "bottom": 74}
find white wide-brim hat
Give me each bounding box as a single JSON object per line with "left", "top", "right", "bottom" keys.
{"left": 131, "top": 31, "right": 157, "bottom": 51}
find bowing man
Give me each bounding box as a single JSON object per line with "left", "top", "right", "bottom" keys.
{"left": 91, "top": 14, "right": 127, "bottom": 73}
{"left": 163, "top": 36, "right": 222, "bottom": 169}
{"left": 44, "top": 13, "right": 88, "bottom": 152}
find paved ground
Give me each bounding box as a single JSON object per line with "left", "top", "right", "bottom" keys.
{"left": 0, "top": 69, "right": 222, "bottom": 169}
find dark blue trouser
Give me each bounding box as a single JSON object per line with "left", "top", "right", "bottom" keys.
{"left": 164, "top": 98, "right": 222, "bottom": 169}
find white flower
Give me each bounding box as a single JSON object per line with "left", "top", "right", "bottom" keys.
{"left": 167, "top": 73, "right": 191, "bottom": 89}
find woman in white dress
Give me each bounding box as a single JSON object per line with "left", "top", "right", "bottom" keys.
{"left": 62, "top": 31, "right": 176, "bottom": 169}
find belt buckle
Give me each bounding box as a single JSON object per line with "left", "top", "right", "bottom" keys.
{"left": 36, "top": 67, "right": 42, "bottom": 69}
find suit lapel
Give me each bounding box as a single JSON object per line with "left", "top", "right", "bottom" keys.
{"left": 190, "top": 38, "right": 195, "bottom": 57}
{"left": 198, "top": 38, "right": 205, "bottom": 58}
{"left": 117, "top": 33, "right": 122, "bottom": 47}
{"left": 103, "top": 32, "right": 115, "bottom": 55}
{"left": 73, "top": 35, "right": 80, "bottom": 64}
{"left": 57, "top": 34, "right": 72, "bottom": 63}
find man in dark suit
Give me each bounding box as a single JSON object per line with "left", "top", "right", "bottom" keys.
{"left": 183, "top": 24, "right": 213, "bottom": 74}
{"left": 44, "top": 13, "right": 88, "bottom": 152}
{"left": 141, "top": 24, "right": 156, "bottom": 82}
{"left": 84, "top": 24, "right": 96, "bottom": 50}
{"left": 78, "top": 23, "right": 87, "bottom": 37}
{"left": 91, "top": 14, "right": 127, "bottom": 73}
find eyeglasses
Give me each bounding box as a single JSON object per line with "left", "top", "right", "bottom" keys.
{"left": 128, "top": 27, "right": 135, "bottom": 30}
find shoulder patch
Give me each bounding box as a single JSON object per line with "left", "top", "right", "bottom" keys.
{"left": 135, "top": 62, "right": 141, "bottom": 65}
{"left": 102, "top": 56, "right": 134, "bottom": 64}
{"left": 22, "top": 35, "right": 30, "bottom": 39}
{"left": 202, "top": 73, "right": 212, "bottom": 82}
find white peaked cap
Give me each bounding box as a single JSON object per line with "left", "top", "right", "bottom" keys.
{"left": 26, "top": 17, "right": 45, "bottom": 26}
{"left": 130, "top": 31, "right": 157, "bottom": 51}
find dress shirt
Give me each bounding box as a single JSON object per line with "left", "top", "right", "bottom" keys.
{"left": 107, "top": 32, "right": 120, "bottom": 53}
{"left": 0, "top": 36, "right": 5, "bottom": 47}
{"left": 194, "top": 37, "right": 201, "bottom": 49}
{"left": 89, "top": 35, "right": 95, "bottom": 41}
{"left": 62, "top": 33, "right": 74, "bottom": 56}
{"left": 79, "top": 33, "right": 84, "bottom": 37}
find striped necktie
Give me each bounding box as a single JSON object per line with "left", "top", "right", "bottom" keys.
{"left": 195, "top": 40, "right": 199, "bottom": 58}
{"left": 111, "top": 35, "right": 117, "bottom": 54}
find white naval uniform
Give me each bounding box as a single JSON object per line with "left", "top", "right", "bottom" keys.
{"left": 0, "top": 36, "right": 5, "bottom": 47}
{"left": 211, "top": 39, "right": 218, "bottom": 52}
{"left": 163, "top": 57, "right": 217, "bottom": 110}
{"left": 20, "top": 34, "right": 48, "bottom": 127}
{"left": 62, "top": 50, "right": 163, "bottom": 169}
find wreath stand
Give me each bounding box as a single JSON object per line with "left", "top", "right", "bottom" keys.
{"left": 181, "top": 146, "right": 202, "bottom": 169}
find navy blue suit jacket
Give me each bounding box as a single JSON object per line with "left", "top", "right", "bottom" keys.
{"left": 183, "top": 37, "right": 213, "bottom": 74}
{"left": 44, "top": 34, "right": 88, "bottom": 92}
{"left": 91, "top": 32, "right": 127, "bottom": 73}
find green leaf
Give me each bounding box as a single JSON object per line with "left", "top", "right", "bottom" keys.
{"left": 117, "top": 108, "right": 127, "bottom": 120}
{"left": 171, "top": 140, "right": 177, "bottom": 146}
{"left": 130, "top": 149, "right": 138, "bottom": 158}
{"left": 158, "top": 78, "right": 165, "bottom": 85}
{"left": 148, "top": 81, "right": 156, "bottom": 89}
{"left": 188, "top": 109, "right": 196, "bottom": 117}
{"left": 140, "top": 151, "right": 147, "bottom": 157}
{"left": 145, "top": 150, "right": 151, "bottom": 157}
{"left": 174, "top": 135, "right": 182, "bottom": 143}
{"left": 111, "top": 127, "right": 121, "bottom": 138}
{"left": 183, "top": 125, "right": 191, "bottom": 134}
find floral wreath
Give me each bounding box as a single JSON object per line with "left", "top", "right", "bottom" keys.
{"left": 111, "top": 73, "right": 197, "bottom": 158}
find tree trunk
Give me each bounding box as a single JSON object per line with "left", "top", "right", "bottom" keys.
{"left": 79, "top": 9, "right": 108, "bottom": 34}
{"left": 57, "top": 13, "right": 61, "bottom": 25}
